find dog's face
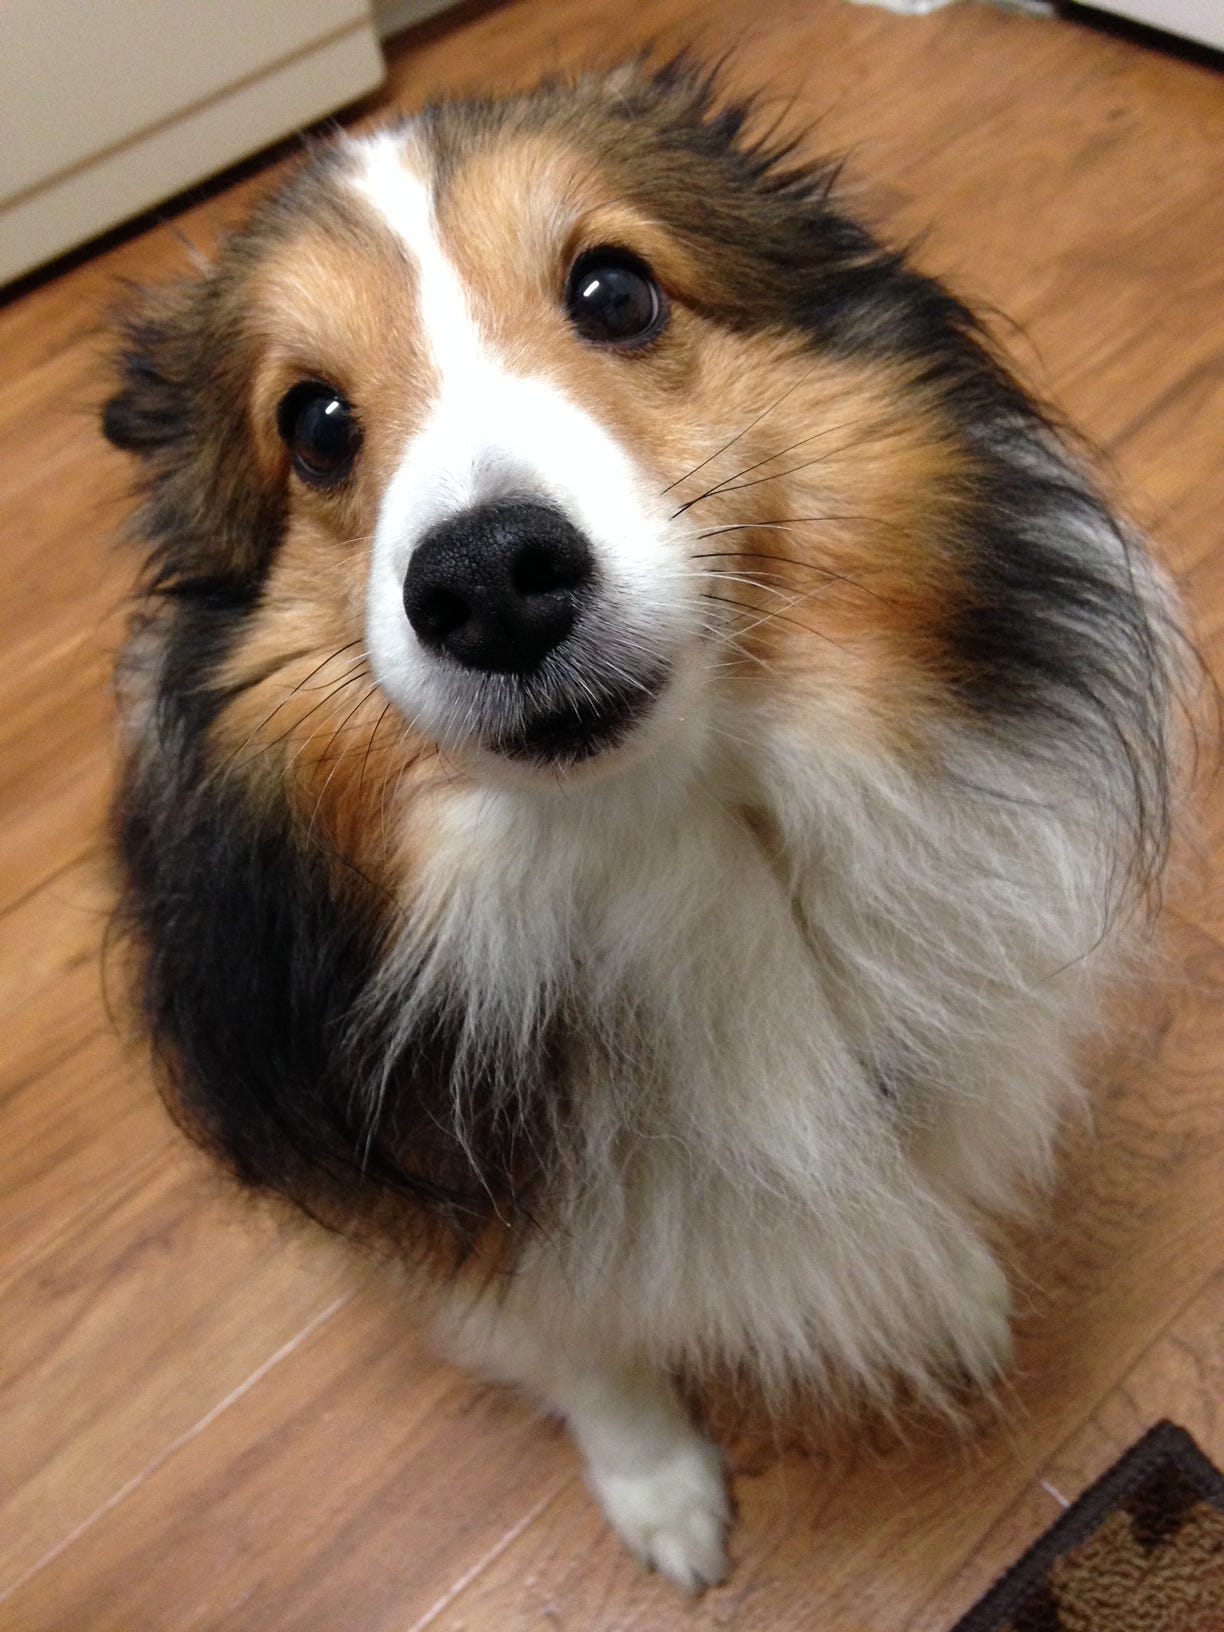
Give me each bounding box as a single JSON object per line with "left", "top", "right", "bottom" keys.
{"left": 348, "top": 120, "right": 704, "bottom": 771}
{"left": 107, "top": 69, "right": 998, "bottom": 877}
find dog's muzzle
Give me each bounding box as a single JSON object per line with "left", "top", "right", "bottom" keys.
{"left": 402, "top": 498, "right": 662, "bottom": 765}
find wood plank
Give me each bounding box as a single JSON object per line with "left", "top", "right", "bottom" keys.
{"left": 914, "top": 1267, "right": 1224, "bottom": 1630}
{"left": 0, "top": 853, "right": 109, "bottom": 1030}
{"left": 0, "top": 1016, "right": 168, "bottom": 1285}
{"left": 0, "top": 1156, "right": 356, "bottom": 1591}
{"left": 0, "top": 1280, "right": 575, "bottom": 1632}
{"left": 0, "top": 858, "right": 176, "bottom": 1279}
{"left": 0, "top": 738, "right": 112, "bottom": 916}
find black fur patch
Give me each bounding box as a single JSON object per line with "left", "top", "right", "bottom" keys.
{"left": 115, "top": 659, "right": 546, "bottom": 1256}
{"left": 105, "top": 278, "right": 285, "bottom": 594}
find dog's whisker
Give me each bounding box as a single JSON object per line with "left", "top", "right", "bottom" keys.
{"left": 697, "top": 568, "right": 840, "bottom": 608}
{"left": 659, "top": 377, "right": 809, "bottom": 497}
{"left": 701, "top": 588, "right": 852, "bottom": 652}
{"left": 692, "top": 612, "right": 780, "bottom": 677}
{"left": 305, "top": 682, "right": 385, "bottom": 837}
{"left": 674, "top": 451, "right": 855, "bottom": 516}
{"left": 211, "top": 640, "right": 368, "bottom": 776}
{"left": 689, "top": 519, "right": 823, "bottom": 537}
{"left": 690, "top": 548, "right": 896, "bottom": 607}
{"left": 294, "top": 652, "right": 376, "bottom": 693}
{"left": 673, "top": 415, "right": 884, "bottom": 513}
{"left": 667, "top": 410, "right": 894, "bottom": 520}
{"left": 235, "top": 666, "right": 372, "bottom": 772}
{"left": 213, "top": 644, "right": 321, "bottom": 703}
{"left": 359, "top": 700, "right": 396, "bottom": 796}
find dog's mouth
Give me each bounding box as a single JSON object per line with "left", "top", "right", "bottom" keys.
{"left": 488, "top": 667, "right": 668, "bottom": 767}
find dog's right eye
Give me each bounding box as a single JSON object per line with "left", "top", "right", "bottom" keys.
{"left": 277, "top": 382, "right": 362, "bottom": 487}
{"left": 565, "top": 248, "right": 667, "bottom": 349}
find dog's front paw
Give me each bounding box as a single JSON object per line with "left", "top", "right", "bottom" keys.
{"left": 588, "top": 1434, "right": 730, "bottom": 1592}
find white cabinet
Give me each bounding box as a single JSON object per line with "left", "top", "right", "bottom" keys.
{"left": 1086, "top": 0, "right": 1224, "bottom": 49}
{"left": 1, "top": 0, "right": 385, "bottom": 282}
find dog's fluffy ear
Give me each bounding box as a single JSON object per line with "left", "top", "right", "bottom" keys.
{"left": 103, "top": 274, "right": 285, "bottom": 589}
{"left": 103, "top": 281, "right": 208, "bottom": 457}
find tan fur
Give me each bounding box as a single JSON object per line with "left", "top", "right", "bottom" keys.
{"left": 211, "top": 530, "right": 437, "bottom": 883}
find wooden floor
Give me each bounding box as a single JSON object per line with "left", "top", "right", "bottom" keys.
{"left": 2, "top": 2, "right": 1221, "bottom": 1627}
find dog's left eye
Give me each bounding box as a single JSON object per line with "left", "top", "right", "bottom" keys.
{"left": 277, "top": 382, "right": 362, "bottom": 486}
{"left": 565, "top": 249, "right": 667, "bottom": 348}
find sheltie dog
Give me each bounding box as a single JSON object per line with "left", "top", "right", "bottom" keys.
{"left": 104, "top": 63, "right": 1178, "bottom": 1588}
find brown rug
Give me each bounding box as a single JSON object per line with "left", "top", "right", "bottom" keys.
{"left": 952, "top": 1420, "right": 1224, "bottom": 1632}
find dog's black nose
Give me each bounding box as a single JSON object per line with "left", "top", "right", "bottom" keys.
{"left": 403, "top": 499, "right": 594, "bottom": 674}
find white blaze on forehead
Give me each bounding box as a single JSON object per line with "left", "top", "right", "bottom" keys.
{"left": 348, "top": 128, "right": 666, "bottom": 547}
{"left": 351, "top": 131, "right": 486, "bottom": 389}
{"left": 347, "top": 126, "right": 677, "bottom": 563}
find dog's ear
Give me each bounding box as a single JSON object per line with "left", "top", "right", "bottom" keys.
{"left": 103, "top": 281, "right": 207, "bottom": 458}
{"left": 104, "top": 274, "right": 285, "bottom": 588}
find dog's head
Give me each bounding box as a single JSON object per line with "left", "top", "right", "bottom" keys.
{"left": 108, "top": 66, "right": 1065, "bottom": 832}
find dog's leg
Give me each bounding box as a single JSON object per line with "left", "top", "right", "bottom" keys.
{"left": 899, "top": 1149, "right": 1016, "bottom": 1383}
{"left": 909, "top": 1127, "right": 1018, "bottom": 1383}
{"left": 556, "top": 1360, "right": 730, "bottom": 1591}
{"left": 436, "top": 1296, "right": 730, "bottom": 1590}
{"left": 946, "top": 1229, "right": 1014, "bottom": 1382}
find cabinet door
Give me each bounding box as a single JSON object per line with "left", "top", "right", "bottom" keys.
{"left": 1086, "top": 0, "right": 1224, "bottom": 48}
{"left": 1, "top": 0, "right": 385, "bottom": 282}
